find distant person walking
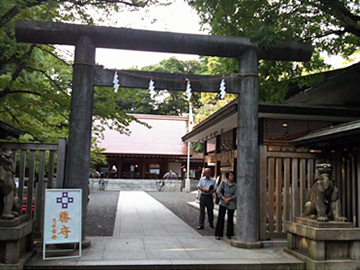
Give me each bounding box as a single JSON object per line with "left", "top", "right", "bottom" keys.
{"left": 197, "top": 168, "right": 217, "bottom": 230}
{"left": 215, "top": 171, "right": 237, "bottom": 240}
{"left": 163, "top": 170, "right": 177, "bottom": 179}
{"left": 158, "top": 170, "right": 177, "bottom": 191}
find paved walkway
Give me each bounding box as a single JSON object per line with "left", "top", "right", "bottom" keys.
{"left": 26, "top": 191, "right": 304, "bottom": 269}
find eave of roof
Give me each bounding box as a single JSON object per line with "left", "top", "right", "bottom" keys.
{"left": 284, "top": 62, "right": 360, "bottom": 107}
{"left": 0, "top": 121, "right": 26, "bottom": 140}
{"left": 290, "top": 120, "right": 360, "bottom": 148}
{"left": 182, "top": 100, "right": 360, "bottom": 142}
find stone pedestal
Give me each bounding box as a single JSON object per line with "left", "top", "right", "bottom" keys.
{"left": 0, "top": 217, "right": 35, "bottom": 269}
{"left": 284, "top": 217, "right": 360, "bottom": 270}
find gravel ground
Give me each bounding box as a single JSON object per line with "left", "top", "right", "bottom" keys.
{"left": 84, "top": 190, "right": 220, "bottom": 237}
{"left": 147, "top": 191, "right": 219, "bottom": 236}
{"left": 85, "top": 190, "right": 119, "bottom": 236}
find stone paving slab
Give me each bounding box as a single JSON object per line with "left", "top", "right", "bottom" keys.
{"left": 25, "top": 191, "right": 304, "bottom": 270}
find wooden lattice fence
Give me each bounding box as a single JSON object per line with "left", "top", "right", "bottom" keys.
{"left": 0, "top": 138, "right": 66, "bottom": 238}
{"left": 259, "top": 145, "right": 360, "bottom": 240}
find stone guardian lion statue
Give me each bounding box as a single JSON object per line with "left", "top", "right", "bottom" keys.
{"left": 302, "top": 163, "right": 347, "bottom": 222}
{"left": 0, "top": 150, "right": 21, "bottom": 219}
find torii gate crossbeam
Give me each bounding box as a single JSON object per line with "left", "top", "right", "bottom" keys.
{"left": 15, "top": 20, "right": 313, "bottom": 248}
{"left": 16, "top": 20, "right": 312, "bottom": 61}
{"left": 93, "top": 68, "right": 241, "bottom": 93}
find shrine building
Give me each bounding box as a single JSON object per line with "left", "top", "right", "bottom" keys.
{"left": 182, "top": 62, "right": 360, "bottom": 240}
{"left": 94, "top": 114, "right": 203, "bottom": 180}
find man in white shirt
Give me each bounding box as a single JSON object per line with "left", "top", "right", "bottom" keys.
{"left": 197, "top": 168, "right": 217, "bottom": 230}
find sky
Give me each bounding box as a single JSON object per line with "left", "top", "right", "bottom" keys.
{"left": 96, "top": 0, "right": 203, "bottom": 69}
{"left": 94, "top": 0, "right": 351, "bottom": 70}
{"left": 57, "top": 0, "right": 352, "bottom": 70}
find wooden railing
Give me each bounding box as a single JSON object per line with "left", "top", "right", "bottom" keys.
{"left": 0, "top": 137, "right": 66, "bottom": 238}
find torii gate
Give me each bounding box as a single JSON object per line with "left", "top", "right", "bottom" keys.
{"left": 16, "top": 20, "right": 313, "bottom": 248}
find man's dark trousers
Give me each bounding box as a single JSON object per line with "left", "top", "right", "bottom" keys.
{"left": 199, "top": 194, "right": 214, "bottom": 227}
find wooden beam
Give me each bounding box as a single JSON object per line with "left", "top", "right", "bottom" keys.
{"left": 16, "top": 20, "right": 313, "bottom": 62}
{"left": 0, "top": 142, "right": 58, "bottom": 151}
{"left": 94, "top": 67, "right": 240, "bottom": 93}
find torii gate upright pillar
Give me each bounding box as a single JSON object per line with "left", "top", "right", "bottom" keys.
{"left": 232, "top": 49, "right": 262, "bottom": 248}
{"left": 64, "top": 36, "right": 95, "bottom": 245}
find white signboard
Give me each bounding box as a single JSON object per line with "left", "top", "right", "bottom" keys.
{"left": 43, "top": 189, "right": 82, "bottom": 260}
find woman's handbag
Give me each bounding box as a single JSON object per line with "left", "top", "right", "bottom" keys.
{"left": 215, "top": 182, "right": 224, "bottom": 204}
{"left": 215, "top": 193, "right": 220, "bottom": 204}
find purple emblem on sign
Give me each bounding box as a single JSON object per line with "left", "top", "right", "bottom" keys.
{"left": 56, "top": 192, "right": 74, "bottom": 209}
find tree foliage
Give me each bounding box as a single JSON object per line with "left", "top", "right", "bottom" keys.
{"left": 0, "top": 0, "right": 170, "bottom": 144}
{"left": 186, "top": 0, "right": 360, "bottom": 103}
{"left": 115, "top": 56, "right": 237, "bottom": 127}
{"left": 0, "top": 0, "right": 171, "bottom": 169}
{"left": 113, "top": 57, "right": 203, "bottom": 116}
{"left": 108, "top": 56, "right": 238, "bottom": 153}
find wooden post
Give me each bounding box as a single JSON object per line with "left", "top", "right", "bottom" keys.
{"left": 259, "top": 145, "right": 267, "bottom": 240}
{"left": 64, "top": 35, "right": 95, "bottom": 245}
{"left": 56, "top": 137, "right": 67, "bottom": 188}
{"left": 231, "top": 49, "right": 263, "bottom": 248}
{"left": 291, "top": 159, "right": 299, "bottom": 220}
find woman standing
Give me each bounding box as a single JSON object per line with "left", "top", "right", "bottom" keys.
{"left": 215, "top": 171, "right": 237, "bottom": 240}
